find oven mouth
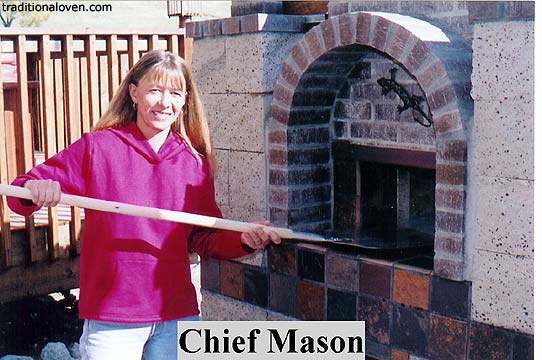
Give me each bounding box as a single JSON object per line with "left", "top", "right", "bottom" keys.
{"left": 331, "top": 140, "right": 436, "bottom": 251}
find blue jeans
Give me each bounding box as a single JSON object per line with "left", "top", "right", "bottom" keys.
{"left": 80, "top": 315, "right": 200, "bottom": 360}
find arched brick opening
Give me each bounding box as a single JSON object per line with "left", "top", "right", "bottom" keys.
{"left": 267, "top": 12, "right": 472, "bottom": 281}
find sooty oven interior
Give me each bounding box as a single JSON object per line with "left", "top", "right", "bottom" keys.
{"left": 332, "top": 141, "right": 436, "bottom": 256}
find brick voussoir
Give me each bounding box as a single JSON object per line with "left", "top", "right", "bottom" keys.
{"left": 320, "top": 17, "right": 339, "bottom": 51}
{"left": 428, "top": 83, "right": 458, "bottom": 112}
{"left": 338, "top": 13, "right": 355, "bottom": 46}
{"left": 404, "top": 39, "right": 432, "bottom": 74}
{"left": 273, "top": 82, "right": 295, "bottom": 107}
{"left": 370, "top": 16, "right": 393, "bottom": 52}
{"left": 387, "top": 25, "right": 412, "bottom": 60}
{"left": 433, "top": 110, "right": 464, "bottom": 136}
{"left": 290, "top": 42, "right": 310, "bottom": 73}
{"left": 269, "top": 102, "right": 291, "bottom": 126}
{"left": 355, "top": 12, "right": 372, "bottom": 45}
{"left": 303, "top": 26, "right": 326, "bottom": 62}
{"left": 437, "top": 138, "right": 467, "bottom": 162}
{"left": 416, "top": 58, "right": 448, "bottom": 90}
{"left": 280, "top": 59, "right": 301, "bottom": 88}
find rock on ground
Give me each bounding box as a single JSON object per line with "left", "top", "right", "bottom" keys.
{"left": 40, "top": 343, "right": 72, "bottom": 360}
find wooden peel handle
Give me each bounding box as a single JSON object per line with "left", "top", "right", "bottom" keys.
{"left": 0, "top": 183, "right": 299, "bottom": 239}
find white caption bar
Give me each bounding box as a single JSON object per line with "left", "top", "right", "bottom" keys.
{"left": 178, "top": 321, "right": 365, "bottom": 359}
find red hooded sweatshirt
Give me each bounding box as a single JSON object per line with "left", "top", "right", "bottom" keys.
{"left": 7, "top": 122, "right": 251, "bottom": 322}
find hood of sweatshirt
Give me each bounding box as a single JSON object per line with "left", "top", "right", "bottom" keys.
{"left": 107, "top": 121, "right": 194, "bottom": 164}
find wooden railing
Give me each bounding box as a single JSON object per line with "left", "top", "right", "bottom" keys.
{"left": 0, "top": 29, "right": 186, "bottom": 301}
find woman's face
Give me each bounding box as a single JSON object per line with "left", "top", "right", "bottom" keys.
{"left": 129, "top": 77, "right": 186, "bottom": 139}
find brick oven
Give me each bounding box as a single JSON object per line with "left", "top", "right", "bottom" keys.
{"left": 265, "top": 11, "right": 472, "bottom": 280}
{"left": 187, "top": 2, "right": 534, "bottom": 359}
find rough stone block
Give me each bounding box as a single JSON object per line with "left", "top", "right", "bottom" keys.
{"left": 191, "top": 37, "right": 227, "bottom": 94}
{"left": 220, "top": 204, "right": 266, "bottom": 224}
{"left": 471, "top": 250, "right": 533, "bottom": 334}
{"left": 228, "top": 151, "right": 265, "bottom": 216}
{"left": 205, "top": 93, "right": 267, "bottom": 152}
{"left": 473, "top": 99, "right": 534, "bottom": 180}
{"left": 224, "top": 32, "right": 302, "bottom": 93}
{"left": 200, "top": 289, "right": 268, "bottom": 320}
{"left": 213, "top": 148, "right": 229, "bottom": 207}
{"left": 472, "top": 21, "right": 534, "bottom": 101}
{"left": 473, "top": 176, "right": 533, "bottom": 257}
{"left": 262, "top": 32, "right": 304, "bottom": 91}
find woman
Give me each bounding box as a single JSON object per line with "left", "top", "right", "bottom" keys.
{"left": 7, "top": 50, "right": 280, "bottom": 360}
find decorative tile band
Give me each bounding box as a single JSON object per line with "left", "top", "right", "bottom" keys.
{"left": 200, "top": 244, "right": 534, "bottom": 359}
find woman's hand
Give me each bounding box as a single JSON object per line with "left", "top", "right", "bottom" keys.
{"left": 240, "top": 220, "right": 281, "bottom": 251}
{"left": 24, "top": 179, "right": 61, "bottom": 207}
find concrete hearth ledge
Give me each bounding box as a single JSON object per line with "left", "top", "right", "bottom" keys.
{"left": 201, "top": 289, "right": 296, "bottom": 321}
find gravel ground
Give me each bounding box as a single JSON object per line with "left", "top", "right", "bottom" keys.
{"left": 0, "top": 291, "right": 82, "bottom": 359}
{"left": 0, "top": 263, "right": 201, "bottom": 359}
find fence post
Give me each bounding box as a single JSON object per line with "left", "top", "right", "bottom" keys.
{"left": 0, "top": 36, "right": 13, "bottom": 269}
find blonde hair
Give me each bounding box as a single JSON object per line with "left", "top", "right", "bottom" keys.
{"left": 93, "top": 50, "right": 212, "bottom": 161}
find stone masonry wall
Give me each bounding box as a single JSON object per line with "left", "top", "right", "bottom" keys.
{"left": 189, "top": 16, "right": 303, "bottom": 224}
{"left": 188, "top": 7, "right": 535, "bottom": 359}
{"left": 329, "top": 1, "right": 535, "bottom": 44}
{"left": 469, "top": 21, "right": 534, "bottom": 335}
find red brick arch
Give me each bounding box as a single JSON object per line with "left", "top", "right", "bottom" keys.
{"left": 267, "top": 12, "right": 472, "bottom": 281}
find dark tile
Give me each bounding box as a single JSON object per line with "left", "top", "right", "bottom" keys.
{"left": 391, "top": 304, "right": 429, "bottom": 355}
{"left": 327, "top": 253, "right": 359, "bottom": 292}
{"left": 269, "top": 243, "right": 296, "bottom": 275}
{"left": 428, "top": 314, "right": 467, "bottom": 360}
{"left": 243, "top": 266, "right": 268, "bottom": 308}
{"left": 269, "top": 273, "right": 296, "bottom": 317}
{"left": 297, "top": 249, "right": 325, "bottom": 283}
{"left": 297, "top": 280, "right": 325, "bottom": 320}
{"left": 220, "top": 260, "right": 243, "bottom": 299}
{"left": 393, "top": 269, "right": 430, "bottom": 310}
{"left": 200, "top": 258, "right": 220, "bottom": 292}
{"left": 359, "top": 295, "right": 391, "bottom": 344}
{"left": 360, "top": 261, "right": 392, "bottom": 299}
{"left": 513, "top": 333, "right": 534, "bottom": 360}
{"left": 366, "top": 340, "right": 390, "bottom": 360}
{"left": 430, "top": 276, "right": 470, "bottom": 320}
{"left": 327, "top": 288, "right": 357, "bottom": 320}
{"left": 468, "top": 322, "right": 511, "bottom": 360}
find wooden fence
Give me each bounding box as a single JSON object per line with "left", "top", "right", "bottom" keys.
{"left": 0, "top": 29, "right": 186, "bottom": 302}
